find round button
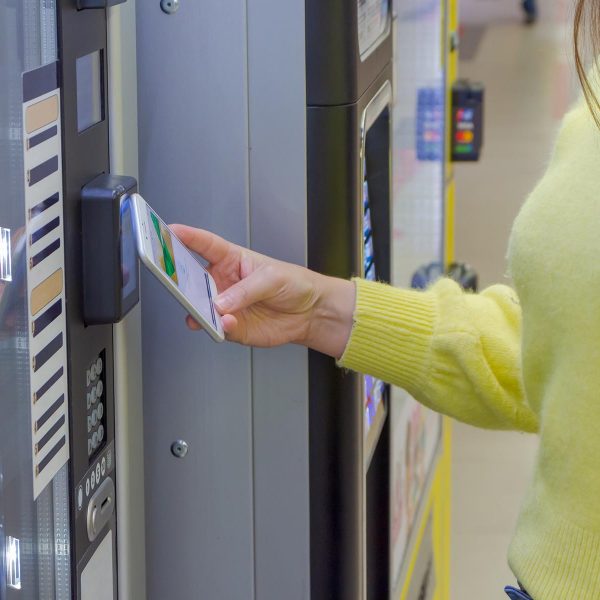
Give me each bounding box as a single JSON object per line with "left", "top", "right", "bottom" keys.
{"left": 85, "top": 478, "right": 90, "bottom": 497}
{"left": 90, "top": 387, "right": 97, "bottom": 405}
{"left": 90, "top": 364, "right": 97, "bottom": 382}
{"left": 96, "top": 357, "right": 103, "bottom": 375}
{"left": 96, "top": 463, "right": 101, "bottom": 483}
{"left": 91, "top": 410, "right": 98, "bottom": 427}
{"left": 78, "top": 486, "right": 83, "bottom": 510}
{"left": 96, "top": 380, "right": 103, "bottom": 398}
{"left": 97, "top": 402, "right": 104, "bottom": 420}
{"left": 86, "top": 370, "right": 91, "bottom": 387}
{"left": 86, "top": 392, "right": 92, "bottom": 410}
{"left": 101, "top": 456, "right": 106, "bottom": 476}
{"left": 87, "top": 416, "right": 92, "bottom": 433}
{"left": 98, "top": 424, "right": 105, "bottom": 443}
{"left": 91, "top": 470, "right": 96, "bottom": 490}
{"left": 88, "top": 439, "right": 93, "bottom": 456}
{"left": 92, "top": 431, "right": 99, "bottom": 450}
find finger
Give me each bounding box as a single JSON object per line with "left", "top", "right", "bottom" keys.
{"left": 214, "top": 267, "right": 277, "bottom": 314}
{"left": 220, "top": 314, "right": 250, "bottom": 345}
{"left": 221, "top": 314, "right": 238, "bottom": 336}
{"left": 170, "top": 224, "right": 233, "bottom": 264}
{"left": 186, "top": 315, "right": 203, "bottom": 330}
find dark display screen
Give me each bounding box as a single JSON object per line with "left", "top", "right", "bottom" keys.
{"left": 76, "top": 50, "right": 103, "bottom": 132}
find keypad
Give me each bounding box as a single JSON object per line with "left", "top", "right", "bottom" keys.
{"left": 86, "top": 350, "right": 107, "bottom": 460}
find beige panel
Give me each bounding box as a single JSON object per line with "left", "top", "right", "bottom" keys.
{"left": 30, "top": 268, "right": 63, "bottom": 316}
{"left": 25, "top": 95, "right": 59, "bottom": 134}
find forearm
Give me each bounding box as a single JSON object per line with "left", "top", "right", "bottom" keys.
{"left": 304, "top": 274, "right": 355, "bottom": 359}
{"left": 338, "top": 278, "right": 538, "bottom": 432}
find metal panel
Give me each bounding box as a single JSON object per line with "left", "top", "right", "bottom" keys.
{"left": 107, "top": 3, "right": 146, "bottom": 598}
{"left": 246, "top": 0, "right": 310, "bottom": 598}
{"left": 135, "top": 2, "right": 255, "bottom": 598}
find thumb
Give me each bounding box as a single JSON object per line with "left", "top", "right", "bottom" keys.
{"left": 215, "top": 266, "right": 278, "bottom": 314}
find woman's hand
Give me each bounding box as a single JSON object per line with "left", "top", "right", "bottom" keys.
{"left": 170, "top": 225, "right": 356, "bottom": 358}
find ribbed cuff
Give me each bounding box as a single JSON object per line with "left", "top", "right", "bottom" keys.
{"left": 509, "top": 488, "right": 600, "bottom": 600}
{"left": 338, "top": 278, "right": 437, "bottom": 394}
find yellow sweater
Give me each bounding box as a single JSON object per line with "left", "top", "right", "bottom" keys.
{"left": 339, "top": 96, "right": 600, "bottom": 599}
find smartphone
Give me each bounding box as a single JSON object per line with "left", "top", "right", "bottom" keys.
{"left": 129, "top": 193, "right": 225, "bottom": 342}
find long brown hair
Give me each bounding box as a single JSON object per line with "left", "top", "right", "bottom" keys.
{"left": 574, "top": 0, "right": 600, "bottom": 127}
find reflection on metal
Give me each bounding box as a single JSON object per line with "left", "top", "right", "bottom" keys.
{"left": 6, "top": 536, "right": 21, "bottom": 590}
{"left": 0, "top": 229, "right": 11, "bottom": 282}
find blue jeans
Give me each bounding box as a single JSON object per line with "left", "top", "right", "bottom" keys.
{"left": 505, "top": 586, "right": 533, "bottom": 600}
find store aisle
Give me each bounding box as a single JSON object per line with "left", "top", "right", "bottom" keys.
{"left": 451, "top": 0, "right": 579, "bottom": 597}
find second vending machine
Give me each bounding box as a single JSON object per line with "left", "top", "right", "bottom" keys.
{"left": 306, "top": 2, "right": 393, "bottom": 598}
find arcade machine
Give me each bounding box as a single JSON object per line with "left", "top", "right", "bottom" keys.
{"left": 0, "top": 1, "right": 145, "bottom": 598}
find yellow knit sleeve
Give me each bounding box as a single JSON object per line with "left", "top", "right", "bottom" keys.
{"left": 339, "top": 278, "right": 539, "bottom": 432}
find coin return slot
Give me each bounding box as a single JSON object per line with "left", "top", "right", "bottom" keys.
{"left": 87, "top": 477, "right": 115, "bottom": 542}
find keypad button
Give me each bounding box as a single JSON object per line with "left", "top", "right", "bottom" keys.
{"left": 91, "top": 470, "right": 96, "bottom": 490}
{"left": 86, "top": 370, "right": 91, "bottom": 387}
{"left": 91, "top": 410, "right": 98, "bottom": 427}
{"left": 90, "top": 387, "right": 97, "bottom": 405}
{"left": 96, "top": 463, "right": 101, "bottom": 483}
{"left": 86, "top": 478, "right": 90, "bottom": 497}
{"left": 98, "top": 424, "right": 105, "bottom": 443}
{"left": 101, "top": 456, "right": 106, "bottom": 476}
{"left": 96, "top": 380, "right": 103, "bottom": 398}
{"left": 92, "top": 431, "right": 99, "bottom": 450}
{"left": 96, "top": 357, "right": 103, "bottom": 376}
{"left": 88, "top": 439, "right": 93, "bottom": 456}
{"left": 87, "top": 416, "right": 92, "bottom": 433}
{"left": 97, "top": 402, "right": 104, "bottom": 420}
{"left": 86, "top": 392, "right": 92, "bottom": 410}
{"left": 90, "top": 363, "right": 97, "bottom": 382}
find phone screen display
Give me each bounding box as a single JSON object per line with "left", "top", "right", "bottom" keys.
{"left": 145, "top": 206, "right": 218, "bottom": 331}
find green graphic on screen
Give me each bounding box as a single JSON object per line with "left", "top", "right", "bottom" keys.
{"left": 150, "top": 212, "right": 178, "bottom": 283}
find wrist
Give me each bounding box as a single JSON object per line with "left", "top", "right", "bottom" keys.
{"left": 304, "top": 273, "right": 356, "bottom": 358}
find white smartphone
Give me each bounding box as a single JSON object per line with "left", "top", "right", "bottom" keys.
{"left": 129, "top": 193, "right": 225, "bottom": 342}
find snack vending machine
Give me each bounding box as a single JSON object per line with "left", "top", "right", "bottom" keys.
{"left": 0, "top": 2, "right": 145, "bottom": 598}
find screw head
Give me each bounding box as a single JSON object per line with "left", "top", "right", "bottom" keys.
{"left": 171, "top": 440, "right": 189, "bottom": 458}
{"left": 160, "top": 0, "right": 180, "bottom": 14}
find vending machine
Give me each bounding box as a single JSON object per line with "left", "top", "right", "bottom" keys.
{"left": 306, "top": 1, "right": 393, "bottom": 597}
{"left": 0, "top": 2, "right": 145, "bottom": 598}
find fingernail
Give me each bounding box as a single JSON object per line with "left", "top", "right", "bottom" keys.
{"left": 215, "top": 294, "right": 231, "bottom": 311}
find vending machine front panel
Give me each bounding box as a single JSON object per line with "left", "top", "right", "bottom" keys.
{"left": 0, "top": 3, "right": 72, "bottom": 598}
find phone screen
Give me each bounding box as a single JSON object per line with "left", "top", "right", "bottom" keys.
{"left": 145, "top": 205, "right": 219, "bottom": 331}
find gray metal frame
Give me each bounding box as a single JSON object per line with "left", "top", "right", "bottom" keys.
{"left": 136, "top": 2, "right": 256, "bottom": 598}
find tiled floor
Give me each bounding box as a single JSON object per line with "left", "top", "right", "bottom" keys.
{"left": 451, "top": 0, "right": 579, "bottom": 596}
